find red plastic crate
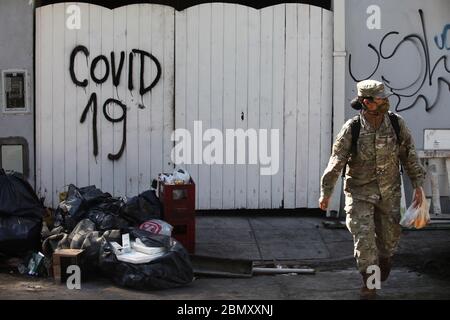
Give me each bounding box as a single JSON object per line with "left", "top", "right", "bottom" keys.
{"left": 170, "top": 220, "right": 195, "bottom": 254}
{"left": 158, "top": 177, "right": 195, "bottom": 254}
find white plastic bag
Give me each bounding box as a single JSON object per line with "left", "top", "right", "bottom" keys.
{"left": 139, "top": 219, "right": 173, "bottom": 236}
{"left": 173, "top": 168, "right": 190, "bottom": 184}
{"left": 400, "top": 187, "right": 430, "bottom": 229}
{"left": 158, "top": 168, "right": 190, "bottom": 185}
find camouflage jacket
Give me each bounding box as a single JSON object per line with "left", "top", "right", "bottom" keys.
{"left": 320, "top": 112, "right": 425, "bottom": 202}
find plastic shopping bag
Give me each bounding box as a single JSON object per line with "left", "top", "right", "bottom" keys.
{"left": 400, "top": 187, "right": 430, "bottom": 229}
{"left": 140, "top": 219, "right": 173, "bottom": 237}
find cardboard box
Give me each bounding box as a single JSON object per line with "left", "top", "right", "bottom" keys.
{"left": 52, "top": 249, "right": 84, "bottom": 284}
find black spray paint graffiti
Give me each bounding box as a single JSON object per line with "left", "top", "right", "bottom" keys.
{"left": 349, "top": 9, "right": 450, "bottom": 113}
{"left": 70, "top": 45, "right": 161, "bottom": 160}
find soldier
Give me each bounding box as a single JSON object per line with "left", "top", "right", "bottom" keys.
{"left": 318, "top": 79, "right": 426, "bottom": 299}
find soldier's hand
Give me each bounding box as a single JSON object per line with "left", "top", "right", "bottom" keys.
{"left": 413, "top": 187, "right": 423, "bottom": 209}
{"left": 319, "top": 196, "right": 330, "bottom": 211}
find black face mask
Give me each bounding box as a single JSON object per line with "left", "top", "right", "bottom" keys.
{"left": 363, "top": 99, "right": 390, "bottom": 115}
{"left": 376, "top": 100, "right": 390, "bottom": 113}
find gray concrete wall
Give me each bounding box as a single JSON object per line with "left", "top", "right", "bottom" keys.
{"left": 345, "top": 0, "right": 450, "bottom": 203}
{"left": 0, "top": 0, "right": 35, "bottom": 186}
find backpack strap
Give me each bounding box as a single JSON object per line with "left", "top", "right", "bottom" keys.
{"left": 350, "top": 115, "right": 361, "bottom": 155}
{"left": 388, "top": 111, "right": 401, "bottom": 145}
{"left": 388, "top": 111, "right": 404, "bottom": 174}
{"left": 342, "top": 115, "right": 361, "bottom": 177}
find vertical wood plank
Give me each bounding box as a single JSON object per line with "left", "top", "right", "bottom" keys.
{"left": 125, "top": 4, "right": 140, "bottom": 197}
{"left": 112, "top": 6, "right": 127, "bottom": 197}
{"left": 307, "top": 6, "right": 322, "bottom": 208}
{"left": 64, "top": 3, "right": 78, "bottom": 192}
{"left": 162, "top": 6, "right": 175, "bottom": 174}
{"left": 52, "top": 4, "right": 66, "bottom": 206}
{"left": 296, "top": 4, "right": 310, "bottom": 208}
{"left": 210, "top": 3, "right": 224, "bottom": 209}
{"left": 246, "top": 7, "right": 260, "bottom": 209}
{"left": 234, "top": 5, "right": 249, "bottom": 209}
{"left": 174, "top": 9, "right": 187, "bottom": 173}
{"left": 222, "top": 4, "right": 236, "bottom": 209}
{"left": 320, "top": 9, "right": 333, "bottom": 183}
{"left": 271, "top": 4, "right": 285, "bottom": 209}
{"left": 149, "top": 5, "right": 165, "bottom": 188}
{"left": 88, "top": 4, "right": 103, "bottom": 190}
{"left": 138, "top": 4, "right": 152, "bottom": 193}
{"left": 284, "top": 4, "right": 298, "bottom": 209}
{"left": 259, "top": 6, "right": 273, "bottom": 208}
{"left": 198, "top": 3, "right": 212, "bottom": 209}
{"left": 75, "top": 3, "right": 90, "bottom": 188}
{"left": 100, "top": 7, "right": 114, "bottom": 194}
{"left": 186, "top": 5, "right": 200, "bottom": 206}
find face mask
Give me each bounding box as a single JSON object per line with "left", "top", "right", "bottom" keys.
{"left": 364, "top": 99, "right": 390, "bottom": 116}
{"left": 376, "top": 100, "right": 390, "bottom": 114}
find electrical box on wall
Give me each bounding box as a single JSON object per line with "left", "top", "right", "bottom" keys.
{"left": 2, "top": 69, "right": 29, "bottom": 114}
{"left": 424, "top": 129, "right": 450, "bottom": 150}
{"left": 0, "top": 137, "right": 29, "bottom": 178}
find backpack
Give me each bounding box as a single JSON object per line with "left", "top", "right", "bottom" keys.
{"left": 342, "top": 111, "right": 402, "bottom": 177}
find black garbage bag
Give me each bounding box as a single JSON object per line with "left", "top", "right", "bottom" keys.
{"left": 60, "top": 184, "right": 122, "bottom": 231}
{"left": 0, "top": 216, "right": 42, "bottom": 255}
{"left": 59, "top": 185, "right": 86, "bottom": 230}
{"left": 79, "top": 185, "right": 111, "bottom": 205}
{"left": 0, "top": 170, "right": 44, "bottom": 219}
{"left": 87, "top": 208, "right": 129, "bottom": 231}
{"left": 0, "top": 170, "right": 44, "bottom": 255}
{"left": 52, "top": 207, "right": 65, "bottom": 229}
{"left": 86, "top": 198, "right": 129, "bottom": 231}
{"left": 120, "top": 190, "right": 162, "bottom": 226}
{"left": 99, "top": 229, "right": 193, "bottom": 290}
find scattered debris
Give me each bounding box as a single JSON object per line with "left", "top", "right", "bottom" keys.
{"left": 252, "top": 267, "right": 315, "bottom": 275}
{"left": 26, "top": 284, "right": 42, "bottom": 291}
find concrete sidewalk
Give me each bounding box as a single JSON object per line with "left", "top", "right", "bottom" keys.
{"left": 195, "top": 214, "right": 352, "bottom": 262}
{"left": 194, "top": 214, "right": 450, "bottom": 274}
{"left": 1, "top": 214, "right": 450, "bottom": 300}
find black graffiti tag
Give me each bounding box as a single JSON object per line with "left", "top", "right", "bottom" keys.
{"left": 71, "top": 46, "right": 162, "bottom": 160}
{"left": 349, "top": 9, "right": 450, "bottom": 113}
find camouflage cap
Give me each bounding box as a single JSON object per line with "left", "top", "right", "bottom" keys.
{"left": 357, "top": 79, "right": 393, "bottom": 98}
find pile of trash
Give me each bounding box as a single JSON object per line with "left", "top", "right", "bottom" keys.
{"left": 0, "top": 169, "right": 194, "bottom": 290}
{"left": 0, "top": 169, "right": 44, "bottom": 256}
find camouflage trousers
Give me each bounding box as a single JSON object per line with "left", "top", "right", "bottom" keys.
{"left": 345, "top": 194, "right": 402, "bottom": 273}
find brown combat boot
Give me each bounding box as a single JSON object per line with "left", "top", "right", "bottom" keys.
{"left": 379, "top": 257, "right": 392, "bottom": 282}
{"left": 360, "top": 272, "right": 377, "bottom": 300}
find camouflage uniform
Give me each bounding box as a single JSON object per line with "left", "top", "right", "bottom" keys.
{"left": 320, "top": 111, "right": 425, "bottom": 273}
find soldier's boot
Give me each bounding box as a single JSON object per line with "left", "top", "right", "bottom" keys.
{"left": 379, "top": 257, "right": 392, "bottom": 282}
{"left": 360, "top": 272, "right": 377, "bottom": 300}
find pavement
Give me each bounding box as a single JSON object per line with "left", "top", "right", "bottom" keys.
{"left": 195, "top": 213, "right": 352, "bottom": 262}
{"left": 1, "top": 213, "right": 450, "bottom": 300}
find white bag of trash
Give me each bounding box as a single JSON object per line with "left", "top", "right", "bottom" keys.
{"left": 111, "top": 238, "right": 166, "bottom": 264}
{"left": 158, "top": 168, "right": 191, "bottom": 200}
{"left": 400, "top": 187, "right": 430, "bottom": 229}
{"left": 173, "top": 168, "right": 190, "bottom": 184}
{"left": 139, "top": 219, "right": 173, "bottom": 237}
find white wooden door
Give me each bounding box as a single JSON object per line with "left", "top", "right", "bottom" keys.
{"left": 36, "top": 3, "right": 175, "bottom": 207}
{"left": 175, "top": 3, "right": 333, "bottom": 209}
